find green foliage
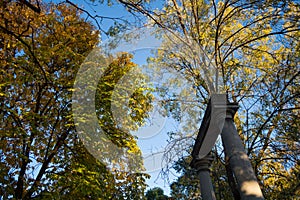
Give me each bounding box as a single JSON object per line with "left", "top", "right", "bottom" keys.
{"left": 169, "top": 155, "right": 234, "bottom": 200}
{"left": 146, "top": 187, "right": 169, "bottom": 200}
{"left": 170, "top": 158, "right": 202, "bottom": 200}
{"left": 95, "top": 53, "right": 153, "bottom": 149}
{"left": 0, "top": 1, "right": 150, "bottom": 199}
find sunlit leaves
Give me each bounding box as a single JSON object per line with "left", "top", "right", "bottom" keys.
{"left": 123, "top": 0, "right": 300, "bottom": 198}
{"left": 0, "top": 1, "right": 148, "bottom": 199}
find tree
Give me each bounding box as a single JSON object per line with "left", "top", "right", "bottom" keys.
{"left": 0, "top": 1, "right": 151, "bottom": 199}
{"left": 28, "top": 0, "right": 299, "bottom": 198}
{"left": 146, "top": 187, "right": 169, "bottom": 200}
{"left": 111, "top": 0, "right": 300, "bottom": 198}
{"left": 169, "top": 153, "right": 239, "bottom": 199}
{"left": 169, "top": 158, "right": 202, "bottom": 200}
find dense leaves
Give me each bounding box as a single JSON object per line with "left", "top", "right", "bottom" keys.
{"left": 145, "top": 187, "right": 168, "bottom": 200}
{"left": 1, "top": 0, "right": 299, "bottom": 198}
{"left": 0, "top": 1, "right": 149, "bottom": 199}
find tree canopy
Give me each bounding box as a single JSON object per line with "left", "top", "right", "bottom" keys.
{"left": 1, "top": 0, "right": 299, "bottom": 199}
{"left": 0, "top": 1, "right": 150, "bottom": 199}
{"left": 145, "top": 187, "right": 169, "bottom": 200}
{"left": 114, "top": 0, "right": 300, "bottom": 199}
